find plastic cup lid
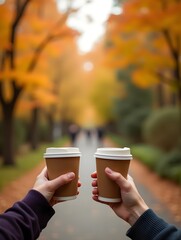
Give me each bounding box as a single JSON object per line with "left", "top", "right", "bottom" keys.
{"left": 44, "top": 147, "right": 81, "bottom": 158}
{"left": 94, "top": 147, "right": 132, "bottom": 160}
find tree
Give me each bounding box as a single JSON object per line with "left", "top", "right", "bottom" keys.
{"left": 0, "top": 0, "right": 77, "bottom": 165}
{"left": 106, "top": 0, "right": 181, "bottom": 136}
{"left": 115, "top": 67, "right": 152, "bottom": 142}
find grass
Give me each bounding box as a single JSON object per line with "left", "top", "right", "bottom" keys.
{"left": 0, "top": 137, "right": 68, "bottom": 191}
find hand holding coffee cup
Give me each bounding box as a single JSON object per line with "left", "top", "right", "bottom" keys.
{"left": 44, "top": 147, "right": 81, "bottom": 201}
{"left": 94, "top": 147, "right": 132, "bottom": 203}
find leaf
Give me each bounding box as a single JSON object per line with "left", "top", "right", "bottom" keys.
{"left": 132, "top": 69, "right": 159, "bottom": 88}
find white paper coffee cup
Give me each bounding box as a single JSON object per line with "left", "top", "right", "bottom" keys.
{"left": 44, "top": 147, "right": 81, "bottom": 201}
{"left": 95, "top": 147, "right": 132, "bottom": 203}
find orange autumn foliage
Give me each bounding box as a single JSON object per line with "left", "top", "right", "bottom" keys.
{"left": 106, "top": 0, "right": 181, "bottom": 91}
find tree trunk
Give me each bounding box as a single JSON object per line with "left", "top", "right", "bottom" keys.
{"left": 2, "top": 106, "right": 15, "bottom": 165}
{"left": 174, "top": 60, "right": 181, "bottom": 149}
{"left": 47, "top": 114, "right": 54, "bottom": 142}
{"left": 156, "top": 83, "right": 165, "bottom": 107}
{"left": 178, "top": 84, "right": 181, "bottom": 145}
{"left": 29, "top": 107, "right": 39, "bottom": 150}
{"left": 170, "top": 92, "right": 177, "bottom": 106}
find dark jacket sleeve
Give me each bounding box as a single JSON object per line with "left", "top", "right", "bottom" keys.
{"left": 0, "top": 189, "right": 55, "bottom": 240}
{"left": 127, "top": 209, "right": 181, "bottom": 240}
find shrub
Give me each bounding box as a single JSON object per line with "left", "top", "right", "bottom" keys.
{"left": 131, "top": 144, "right": 164, "bottom": 170}
{"left": 156, "top": 149, "right": 181, "bottom": 184}
{"left": 143, "top": 107, "right": 180, "bottom": 151}
{"left": 122, "top": 108, "right": 150, "bottom": 143}
{"left": 113, "top": 73, "right": 152, "bottom": 137}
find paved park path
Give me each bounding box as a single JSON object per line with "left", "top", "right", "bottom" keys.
{"left": 39, "top": 131, "right": 180, "bottom": 240}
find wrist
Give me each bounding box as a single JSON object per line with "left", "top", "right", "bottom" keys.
{"left": 128, "top": 203, "right": 149, "bottom": 226}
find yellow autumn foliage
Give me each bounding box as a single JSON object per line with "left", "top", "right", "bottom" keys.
{"left": 0, "top": 70, "right": 50, "bottom": 87}
{"left": 91, "top": 68, "right": 120, "bottom": 124}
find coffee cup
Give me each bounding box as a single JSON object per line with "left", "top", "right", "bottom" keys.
{"left": 95, "top": 147, "right": 132, "bottom": 203}
{"left": 44, "top": 147, "right": 81, "bottom": 201}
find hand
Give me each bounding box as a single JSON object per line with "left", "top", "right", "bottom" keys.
{"left": 33, "top": 167, "right": 81, "bottom": 206}
{"left": 91, "top": 167, "right": 149, "bottom": 226}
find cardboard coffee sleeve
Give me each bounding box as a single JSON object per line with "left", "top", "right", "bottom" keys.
{"left": 95, "top": 147, "right": 132, "bottom": 203}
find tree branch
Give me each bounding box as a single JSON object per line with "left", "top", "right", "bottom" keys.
{"left": 12, "top": 0, "right": 31, "bottom": 31}
{"left": 162, "top": 29, "right": 178, "bottom": 60}
{"left": 8, "top": 0, "right": 31, "bottom": 69}
{"left": 27, "top": 29, "right": 73, "bottom": 72}
{"left": 16, "top": 0, "right": 21, "bottom": 13}
{"left": 0, "top": 82, "right": 5, "bottom": 105}
{"left": 176, "top": 34, "right": 180, "bottom": 54}
{"left": 27, "top": 35, "right": 52, "bottom": 72}
{"left": 27, "top": 10, "right": 72, "bottom": 72}
{"left": 155, "top": 69, "right": 177, "bottom": 86}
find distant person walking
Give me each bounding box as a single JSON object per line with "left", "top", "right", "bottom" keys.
{"left": 68, "top": 124, "right": 79, "bottom": 146}
{"left": 85, "top": 129, "right": 92, "bottom": 141}
{"left": 96, "top": 127, "right": 105, "bottom": 146}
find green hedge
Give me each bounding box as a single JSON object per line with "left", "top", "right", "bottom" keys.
{"left": 131, "top": 144, "right": 165, "bottom": 170}
{"left": 122, "top": 108, "right": 150, "bottom": 143}
{"left": 143, "top": 107, "right": 180, "bottom": 151}
{"left": 131, "top": 144, "right": 181, "bottom": 185}
{"left": 156, "top": 149, "right": 181, "bottom": 184}
{"left": 110, "top": 134, "right": 181, "bottom": 185}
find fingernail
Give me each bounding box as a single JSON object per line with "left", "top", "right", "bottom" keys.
{"left": 67, "top": 172, "right": 75, "bottom": 179}
{"left": 105, "top": 167, "right": 112, "bottom": 174}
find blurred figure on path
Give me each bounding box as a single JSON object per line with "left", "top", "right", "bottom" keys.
{"left": 96, "top": 126, "right": 105, "bottom": 146}
{"left": 68, "top": 124, "right": 79, "bottom": 146}
{"left": 85, "top": 128, "right": 92, "bottom": 141}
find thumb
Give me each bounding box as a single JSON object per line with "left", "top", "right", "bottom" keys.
{"left": 49, "top": 172, "right": 75, "bottom": 191}
{"left": 105, "top": 167, "right": 130, "bottom": 192}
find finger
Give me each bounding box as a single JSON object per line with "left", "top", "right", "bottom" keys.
{"left": 91, "top": 172, "right": 97, "bottom": 178}
{"left": 92, "top": 180, "right": 97, "bottom": 187}
{"left": 49, "top": 172, "right": 75, "bottom": 191}
{"left": 37, "top": 166, "right": 48, "bottom": 178}
{"left": 127, "top": 174, "right": 133, "bottom": 181}
{"left": 105, "top": 167, "right": 131, "bottom": 193}
{"left": 92, "top": 195, "right": 99, "bottom": 201}
{"left": 92, "top": 187, "right": 98, "bottom": 195}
